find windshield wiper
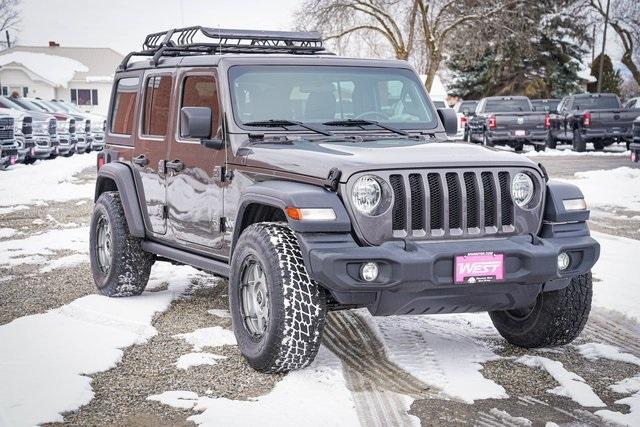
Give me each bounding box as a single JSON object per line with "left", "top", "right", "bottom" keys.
{"left": 243, "top": 119, "right": 333, "bottom": 136}
{"left": 322, "top": 119, "right": 409, "bottom": 136}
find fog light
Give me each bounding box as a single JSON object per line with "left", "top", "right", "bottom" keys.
{"left": 558, "top": 252, "right": 570, "bottom": 271}
{"left": 360, "top": 262, "right": 379, "bottom": 282}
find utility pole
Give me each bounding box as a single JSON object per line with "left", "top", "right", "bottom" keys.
{"left": 597, "top": 0, "right": 610, "bottom": 93}
{"left": 591, "top": 24, "right": 596, "bottom": 62}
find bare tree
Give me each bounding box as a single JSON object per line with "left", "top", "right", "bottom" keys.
{"left": 296, "top": 0, "right": 513, "bottom": 90}
{"left": 589, "top": 0, "right": 640, "bottom": 86}
{"left": 0, "top": 0, "right": 20, "bottom": 48}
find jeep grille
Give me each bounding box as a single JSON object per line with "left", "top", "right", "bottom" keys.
{"left": 345, "top": 168, "right": 544, "bottom": 245}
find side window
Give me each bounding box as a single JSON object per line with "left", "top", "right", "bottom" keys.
{"left": 142, "top": 75, "right": 173, "bottom": 137}
{"left": 111, "top": 77, "right": 139, "bottom": 135}
{"left": 180, "top": 75, "right": 220, "bottom": 138}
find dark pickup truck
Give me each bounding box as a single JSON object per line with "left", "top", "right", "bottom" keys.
{"left": 468, "top": 96, "right": 549, "bottom": 152}
{"left": 547, "top": 93, "right": 640, "bottom": 152}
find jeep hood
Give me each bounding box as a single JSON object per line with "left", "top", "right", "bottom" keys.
{"left": 243, "top": 139, "right": 539, "bottom": 182}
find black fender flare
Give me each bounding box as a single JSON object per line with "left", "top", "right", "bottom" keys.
{"left": 232, "top": 180, "right": 352, "bottom": 249}
{"left": 94, "top": 162, "right": 146, "bottom": 237}
{"left": 544, "top": 180, "right": 589, "bottom": 223}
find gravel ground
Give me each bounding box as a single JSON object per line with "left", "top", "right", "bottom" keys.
{"left": 2, "top": 153, "right": 639, "bottom": 426}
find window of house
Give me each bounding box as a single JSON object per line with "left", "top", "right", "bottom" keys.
{"left": 180, "top": 75, "right": 220, "bottom": 139}
{"left": 71, "top": 89, "right": 99, "bottom": 106}
{"left": 142, "top": 75, "right": 173, "bottom": 136}
{"left": 110, "top": 77, "right": 139, "bottom": 135}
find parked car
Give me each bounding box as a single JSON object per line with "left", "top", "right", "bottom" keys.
{"left": 92, "top": 27, "right": 599, "bottom": 373}
{"left": 631, "top": 117, "right": 640, "bottom": 162}
{"left": 468, "top": 96, "right": 549, "bottom": 152}
{"left": 0, "top": 96, "right": 56, "bottom": 162}
{"left": 623, "top": 97, "right": 640, "bottom": 110}
{"left": 452, "top": 100, "right": 478, "bottom": 141}
{"left": 0, "top": 114, "right": 18, "bottom": 170}
{"left": 531, "top": 99, "right": 561, "bottom": 113}
{"left": 28, "top": 99, "right": 80, "bottom": 157}
{"left": 51, "top": 100, "right": 105, "bottom": 151}
{"left": 547, "top": 93, "right": 638, "bottom": 152}
{"left": 0, "top": 108, "right": 35, "bottom": 164}
{"left": 8, "top": 97, "right": 70, "bottom": 157}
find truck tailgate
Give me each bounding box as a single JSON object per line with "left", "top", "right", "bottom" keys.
{"left": 493, "top": 112, "right": 547, "bottom": 135}
{"left": 591, "top": 109, "right": 640, "bottom": 133}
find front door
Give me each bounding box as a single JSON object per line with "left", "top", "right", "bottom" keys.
{"left": 166, "top": 69, "right": 226, "bottom": 250}
{"left": 133, "top": 72, "right": 175, "bottom": 236}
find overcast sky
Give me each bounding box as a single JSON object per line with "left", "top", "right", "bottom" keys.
{"left": 15, "top": 0, "right": 300, "bottom": 54}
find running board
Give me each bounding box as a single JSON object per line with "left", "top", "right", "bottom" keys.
{"left": 141, "top": 241, "right": 230, "bottom": 277}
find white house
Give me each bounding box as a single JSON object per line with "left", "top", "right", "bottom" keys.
{"left": 0, "top": 44, "right": 123, "bottom": 115}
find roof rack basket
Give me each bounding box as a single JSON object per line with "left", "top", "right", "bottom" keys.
{"left": 119, "top": 26, "right": 326, "bottom": 70}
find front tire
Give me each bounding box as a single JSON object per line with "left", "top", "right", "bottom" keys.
{"left": 546, "top": 132, "right": 557, "bottom": 149}
{"left": 230, "top": 222, "right": 326, "bottom": 373}
{"left": 489, "top": 272, "right": 592, "bottom": 348}
{"left": 89, "top": 191, "right": 154, "bottom": 297}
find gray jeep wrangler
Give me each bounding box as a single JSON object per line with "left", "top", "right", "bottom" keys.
{"left": 92, "top": 27, "right": 600, "bottom": 373}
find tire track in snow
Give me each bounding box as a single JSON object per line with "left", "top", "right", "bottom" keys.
{"left": 583, "top": 308, "right": 640, "bottom": 357}
{"left": 322, "top": 310, "right": 438, "bottom": 426}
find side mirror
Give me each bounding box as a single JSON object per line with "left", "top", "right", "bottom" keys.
{"left": 180, "top": 106, "right": 224, "bottom": 150}
{"left": 437, "top": 107, "right": 458, "bottom": 137}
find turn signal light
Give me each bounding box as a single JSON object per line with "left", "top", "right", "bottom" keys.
{"left": 285, "top": 207, "right": 336, "bottom": 221}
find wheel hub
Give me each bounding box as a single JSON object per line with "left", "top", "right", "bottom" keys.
{"left": 240, "top": 258, "right": 270, "bottom": 338}
{"left": 96, "top": 215, "right": 112, "bottom": 274}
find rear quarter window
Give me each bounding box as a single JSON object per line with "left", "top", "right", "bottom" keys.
{"left": 110, "top": 77, "right": 139, "bottom": 135}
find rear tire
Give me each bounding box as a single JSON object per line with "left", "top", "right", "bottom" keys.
{"left": 572, "top": 129, "right": 586, "bottom": 152}
{"left": 593, "top": 140, "right": 605, "bottom": 151}
{"left": 483, "top": 131, "right": 494, "bottom": 147}
{"left": 489, "top": 272, "right": 592, "bottom": 348}
{"left": 546, "top": 132, "right": 557, "bottom": 149}
{"left": 514, "top": 142, "right": 524, "bottom": 153}
{"left": 534, "top": 144, "right": 545, "bottom": 152}
{"left": 230, "top": 222, "right": 326, "bottom": 373}
{"left": 89, "top": 191, "right": 154, "bottom": 297}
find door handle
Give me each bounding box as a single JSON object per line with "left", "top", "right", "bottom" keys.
{"left": 133, "top": 154, "right": 149, "bottom": 167}
{"left": 166, "top": 159, "right": 185, "bottom": 173}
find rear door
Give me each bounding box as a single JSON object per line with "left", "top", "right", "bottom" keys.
{"left": 166, "top": 68, "right": 226, "bottom": 251}
{"left": 133, "top": 71, "right": 175, "bottom": 236}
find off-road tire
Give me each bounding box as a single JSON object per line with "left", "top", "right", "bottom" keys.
{"left": 89, "top": 191, "right": 154, "bottom": 297}
{"left": 489, "top": 272, "right": 592, "bottom": 348}
{"left": 230, "top": 222, "right": 326, "bottom": 373}
{"left": 572, "top": 129, "right": 586, "bottom": 152}
{"left": 546, "top": 132, "right": 557, "bottom": 149}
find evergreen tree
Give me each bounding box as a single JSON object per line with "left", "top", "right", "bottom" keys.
{"left": 587, "top": 54, "right": 623, "bottom": 95}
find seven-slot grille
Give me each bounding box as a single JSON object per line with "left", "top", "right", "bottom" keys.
{"left": 388, "top": 170, "right": 516, "bottom": 239}
{"left": 0, "top": 117, "right": 14, "bottom": 141}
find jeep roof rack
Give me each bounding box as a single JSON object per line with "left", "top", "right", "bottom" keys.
{"left": 119, "top": 26, "right": 327, "bottom": 70}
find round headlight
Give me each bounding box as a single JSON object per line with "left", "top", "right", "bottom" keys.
{"left": 351, "top": 175, "right": 382, "bottom": 215}
{"left": 511, "top": 172, "right": 534, "bottom": 207}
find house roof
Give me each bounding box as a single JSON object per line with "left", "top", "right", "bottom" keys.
{"left": 0, "top": 45, "right": 123, "bottom": 83}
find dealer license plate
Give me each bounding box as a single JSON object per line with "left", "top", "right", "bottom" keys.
{"left": 455, "top": 252, "right": 504, "bottom": 284}
{"left": 514, "top": 130, "right": 526, "bottom": 137}
{"left": 10, "top": 156, "right": 16, "bottom": 165}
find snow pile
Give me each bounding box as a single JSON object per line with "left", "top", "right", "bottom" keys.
{"left": 148, "top": 348, "right": 360, "bottom": 427}
{"left": 0, "top": 226, "right": 88, "bottom": 268}
{"left": 0, "top": 52, "right": 88, "bottom": 87}
{"left": 516, "top": 355, "right": 605, "bottom": 407}
{"left": 370, "top": 313, "right": 507, "bottom": 403}
{"left": 0, "top": 227, "right": 17, "bottom": 238}
{"left": 173, "top": 326, "right": 236, "bottom": 351}
{"left": 0, "top": 205, "right": 29, "bottom": 215}
{"left": 176, "top": 353, "right": 227, "bottom": 370}
{"left": 525, "top": 146, "right": 628, "bottom": 157}
{"left": 85, "top": 75, "right": 113, "bottom": 83}
{"left": 591, "top": 232, "right": 640, "bottom": 322}
{"left": 596, "top": 375, "right": 640, "bottom": 426}
{"left": 0, "top": 262, "right": 202, "bottom": 426}
{"left": 563, "top": 167, "right": 640, "bottom": 212}
{"left": 0, "top": 153, "right": 96, "bottom": 207}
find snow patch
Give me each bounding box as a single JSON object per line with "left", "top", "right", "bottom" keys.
{"left": 0, "top": 226, "right": 88, "bottom": 268}
{"left": 562, "top": 167, "right": 640, "bottom": 212}
{"left": 0, "top": 153, "right": 96, "bottom": 207}
{"left": 0, "top": 227, "right": 17, "bottom": 238}
{"left": 488, "top": 408, "right": 532, "bottom": 426}
{"left": 524, "top": 146, "right": 628, "bottom": 157}
{"left": 176, "top": 352, "right": 227, "bottom": 370}
{"left": 173, "top": 327, "right": 236, "bottom": 351}
{"left": 0, "top": 52, "right": 88, "bottom": 87}
{"left": 516, "top": 355, "right": 605, "bottom": 407}
{"left": 595, "top": 375, "right": 640, "bottom": 426}
{"left": 576, "top": 343, "right": 640, "bottom": 366}
{"left": 150, "top": 347, "right": 360, "bottom": 426}
{"left": 207, "top": 308, "right": 231, "bottom": 318}
{"left": 0, "top": 262, "right": 201, "bottom": 426}
{"left": 0, "top": 205, "right": 29, "bottom": 215}
{"left": 39, "top": 253, "right": 88, "bottom": 273}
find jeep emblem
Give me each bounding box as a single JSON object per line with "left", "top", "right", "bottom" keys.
{"left": 517, "top": 117, "right": 524, "bottom": 125}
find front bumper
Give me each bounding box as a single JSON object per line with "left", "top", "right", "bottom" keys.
{"left": 487, "top": 130, "right": 548, "bottom": 145}
{"left": 91, "top": 133, "right": 105, "bottom": 150}
{"left": 299, "top": 230, "right": 599, "bottom": 315}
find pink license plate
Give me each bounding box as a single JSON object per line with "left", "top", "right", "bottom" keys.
{"left": 455, "top": 252, "right": 504, "bottom": 284}
{"left": 10, "top": 156, "right": 16, "bottom": 165}
{"left": 514, "top": 130, "right": 526, "bottom": 137}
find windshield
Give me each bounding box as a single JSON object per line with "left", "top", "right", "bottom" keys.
{"left": 484, "top": 99, "right": 532, "bottom": 113}
{"left": 11, "top": 98, "right": 49, "bottom": 113}
{"left": 229, "top": 65, "right": 437, "bottom": 131}
{"left": 0, "top": 97, "right": 26, "bottom": 111}
{"left": 531, "top": 100, "right": 560, "bottom": 112}
{"left": 32, "top": 99, "right": 62, "bottom": 113}
{"left": 573, "top": 96, "right": 620, "bottom": 110}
